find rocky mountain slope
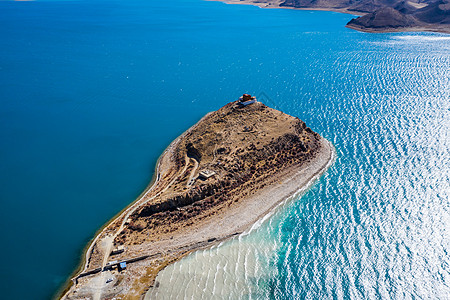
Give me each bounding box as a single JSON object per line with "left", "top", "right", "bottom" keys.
{"left": 346, "top": 0, "right": 450, "bottom": 32}
{"left": 61, "top": 98, "right": 334, "bottom": 300}
{"left": 219, "top": 0, "right": 449, "bottom": 33}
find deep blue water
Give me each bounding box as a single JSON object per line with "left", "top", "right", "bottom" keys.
{"left": 0, "top": 0, "right": 449, "bottom": 299}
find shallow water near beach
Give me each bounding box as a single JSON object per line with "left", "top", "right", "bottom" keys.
{"left": 0, "top": 0, "right": 449, "bottom": 299}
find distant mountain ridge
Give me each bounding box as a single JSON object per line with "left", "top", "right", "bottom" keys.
{"left": 345, "top": 0, "right": 450, "bottom": 32}
{"left": 280, "top": 0, "right": 401, "bottom": 13}
{"left": 218, "top": 0, "right": 450, "bottom": 33}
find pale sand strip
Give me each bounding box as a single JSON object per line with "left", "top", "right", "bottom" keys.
{"left": 207, "top": 0, "right": 450, "bottom": 34}
{"left": 145, "top": 137, "right": 334, "bottom": 254}
{"left": 206, "top": 0, "right": 364, "bottom": 16}
{"left": 60, "top": 114, "right": 335, "bottom": 299}
{"left": 143, "top": 137, "right": 335, "bottom": 299}
{"left": 58, "top": 113, "right": 214, "bottom": 299}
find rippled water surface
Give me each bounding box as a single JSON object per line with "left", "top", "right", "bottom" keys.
{"left": 150, "top": 33, "right": 450, "bottom": 298}
{"left": 0, "top": 0, "right": 449, "bottom": 299}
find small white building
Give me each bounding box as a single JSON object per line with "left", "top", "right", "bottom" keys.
{"left": 198, "top": 170, "right": 216, "bottom": 180}
{"left": 107, "top": 260, "right": 118, "bottom": 266}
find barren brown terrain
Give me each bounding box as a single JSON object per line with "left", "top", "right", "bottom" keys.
{"left": 60, "top": 99, "right": 334, "bottom": 300}
{"left": 213, "top": 0, "right": 450, "bottom": 33}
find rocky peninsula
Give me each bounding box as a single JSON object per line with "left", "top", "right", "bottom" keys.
{"left": 213, "top": 0, "right": 450, "bottom": 33}
{"left": 60, "top": 96, "right": 334, "bottom": 300}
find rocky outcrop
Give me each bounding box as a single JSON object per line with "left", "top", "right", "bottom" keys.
{"left": 346, "top": 0, "right": 450, "bottom": 32}
{"left": 346, "top": 6, "right": 420, "bottom": 30}
{"left": 61, "top": 97, "right": 334, "bottom": 300}
{"left": 259, "top": 0, "right": 450, "bottom": 33}
{"left": 414, "top": 0, "right": 450, "bottom": 24}
{"left": 116, "top": 117, "right": 321, "bottom": 243}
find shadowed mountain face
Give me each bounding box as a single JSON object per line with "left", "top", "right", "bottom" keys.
{"left": 394, "top": 0, "right": 420, "bottom": 14}
{"left": 346, "top": 6, "right": 420, "bottom": 29}
{"left": 278, "top": 0, "right": 450, "bottom": 32}
{"left": 414, "top": 0, "right": 450, "bottom": 23}
{"left": 345, "top": 0, "right": 450, "bottom": 32}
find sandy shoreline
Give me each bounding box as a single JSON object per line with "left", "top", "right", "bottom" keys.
{"left": 57, "top": 112, "right": 213, "bottom": 299}
{"left": 208, "top": 0, "right": 450, "bottom": 34}
{"left": 136, "top": 137, "right": 334, "bottom": 260}
{"left": 60, "top": 102, "right": 335, "bottom": 299}
{"left": 145, "top": 137, "right": 335, "bottom": 298}
{"left": 62, "top": 139, "right": 335, "bottom": 299}
{"left": 207, "top": 0, "right": 364, "bottom": 16}
{"left": 345, "top": 24, "right": 450, "bottom": 34}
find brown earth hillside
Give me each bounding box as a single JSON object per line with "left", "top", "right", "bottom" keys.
{"left": 61, "top": 97, "right": 333, "bottom": 300}
{"left": 214, "top": 0, "right": 450, "bottom": 33}
{"left": 116, "top": 100, "right": 320, "bottom": 245}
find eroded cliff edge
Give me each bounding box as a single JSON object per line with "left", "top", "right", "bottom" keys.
{"left": 61, "top": 99, "right": 334, "bottom": 300}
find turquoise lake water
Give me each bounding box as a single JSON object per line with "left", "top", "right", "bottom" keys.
{"left": 0, "top": 0, "right": 449, "bottom": 299}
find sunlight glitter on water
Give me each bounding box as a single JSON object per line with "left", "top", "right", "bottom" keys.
{"left": 149, "top": 33, "right": 450, "bottom": 299}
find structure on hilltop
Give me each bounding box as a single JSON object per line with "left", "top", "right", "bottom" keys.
{"left": 238, "top": 94, "right": 257, "bottom": 106}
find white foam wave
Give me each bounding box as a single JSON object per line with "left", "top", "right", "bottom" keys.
{"left": 393, "top": 35, "right": 450, "bottom": 42}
